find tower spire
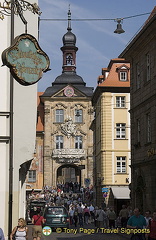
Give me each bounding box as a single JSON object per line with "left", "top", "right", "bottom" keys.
{"left": 67, "top": 5, "right": 72, "bottom": 31}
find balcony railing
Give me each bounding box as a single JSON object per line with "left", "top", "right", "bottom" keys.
{"left": 52, "top": 148, "right": 86, "bottom": 163}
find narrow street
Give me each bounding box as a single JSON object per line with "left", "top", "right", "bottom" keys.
{"left": 27, "top": 224, "right": 131, "bottom": 240}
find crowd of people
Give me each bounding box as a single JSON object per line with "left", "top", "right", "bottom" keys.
{"left": 6, "top": 206, "right": 156, "bottom": 240}
{"left": 27, "top": 184, "right": 94, "bottom": 209}
{"left": 66, "top": 204, "right": 156, "bottom": 240}
{"left": 1, "top": 184, "right": 155, "bottom": 240}
{"left": 27, "top": 184, "right": 156, "bottom": 240}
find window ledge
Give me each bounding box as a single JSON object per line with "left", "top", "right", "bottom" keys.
{"left": 74, "top": 122, "right": 84, "bottom": 124}
{"left": 114, "top": 107, "right": 128, "bottom": 109}
{"left": 54, "top": 122, "right": 64, "bottom": 124}
{"left": 119, "top": 80, "right": 129, "bottom": 82}
{"left": 114, "top": 173, "right": 128, "bottom": 175}
{"left": 114, "top": 138, "right": 128, "bottom": 140}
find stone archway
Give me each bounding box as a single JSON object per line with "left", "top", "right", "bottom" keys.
{"left": 57, "top": 164, "right": 81, "bottom": 187}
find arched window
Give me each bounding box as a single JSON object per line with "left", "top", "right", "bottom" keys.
{"left": 66, "top": 54, "right": 73, "bottom": 65}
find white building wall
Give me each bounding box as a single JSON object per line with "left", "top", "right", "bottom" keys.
{"left": 0, "top": 0, "right": 39, "bottom": 237}
{"left": 0, "top": 15, "right": 12, "bottom": 237}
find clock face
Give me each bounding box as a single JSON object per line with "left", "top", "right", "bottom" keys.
{"left": 64, "top": 86, "right": 74, "bottom": 97}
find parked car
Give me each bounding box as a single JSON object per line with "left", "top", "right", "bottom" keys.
{"left": 43, "top": 206, "right": 69, "bottom": 229}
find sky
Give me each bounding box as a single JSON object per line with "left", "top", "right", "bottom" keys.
{"left": 38, "top": 0, "right": 156, "bottom": 92}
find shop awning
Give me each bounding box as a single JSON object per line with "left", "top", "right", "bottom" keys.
{"left": 111, "top": 186, "right": 130, "bottom": 199}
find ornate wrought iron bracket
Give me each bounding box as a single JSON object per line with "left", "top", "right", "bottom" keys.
{"left": 0, "top": 0, "right": 41, "bottom": 32}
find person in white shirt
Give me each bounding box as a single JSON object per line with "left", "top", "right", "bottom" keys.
{"left": 89, "top": 204, "right": 95, "bottom": 223}
{"left": 144, "top": 210, "right": 152, "bottom": 226}
{"left": 69, "top": 207, "right": 75, "bottom": 225}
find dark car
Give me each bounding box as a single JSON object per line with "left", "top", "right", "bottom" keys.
{"left": 43, "top": 206, "right": 69, "bottom": 229}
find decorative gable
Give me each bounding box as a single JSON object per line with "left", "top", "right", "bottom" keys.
{"left": 52, "top": 85, "right": 86, "bottom": 98}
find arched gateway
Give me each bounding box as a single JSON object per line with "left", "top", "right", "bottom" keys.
{"left": 57, "top": 164, "right": 81, "bottom": 186}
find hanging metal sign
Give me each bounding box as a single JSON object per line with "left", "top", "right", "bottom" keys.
{"left": 2, "top": 33, "right": 50, "bottom": 86}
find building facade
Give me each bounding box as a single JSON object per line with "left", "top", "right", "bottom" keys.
{"left": 120, "top": 8, "right": 156, "bottom": 212}
{"left": 25, "top": 92, "right": 44, "bottom": 191}
{"left": 0, "top": 0, "right": 39, "bottom": 237}
{"left": 39, "top": 10, "right": 94, "bottom": 189}
{"left": 91, "top": 58, "right": 131, "bottom": 213}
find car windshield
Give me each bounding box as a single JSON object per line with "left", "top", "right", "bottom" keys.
{"left": 47, "top": 208, "right": 64, "bottom": 215}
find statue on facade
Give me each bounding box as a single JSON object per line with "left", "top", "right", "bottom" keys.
{"left": 61, "top": 116, "right": 77, "bottom": 138}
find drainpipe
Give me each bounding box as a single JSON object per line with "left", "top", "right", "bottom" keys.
{"left": 8, "top": 0, "right": 14, "bottom": 238}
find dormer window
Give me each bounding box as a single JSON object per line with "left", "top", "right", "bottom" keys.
{"left": 117, "top": 65, "right": 129, "bottom": 82}
{"left": 120, "top": 71, "right": 127, "bottom": 81}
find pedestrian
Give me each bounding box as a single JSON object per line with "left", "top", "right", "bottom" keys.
{"left": 73, "top": 206, "right": 79, "bottom": 227}
{"left": 83, "top": 205, "right": 90, "bottom": 224}
{"left": 69, "top": 206, "right": 74, "bottom": 225}
{"left": 119, "top": 205, "right": 129, "bottom": 228}
{"left": 145, "top": 210, "right": 156, "bottom": 240}
{"left": 144, "top": 210, "right": 152, "bottom": 226}
{"left": 10, "top": 218, "right": 28, "bottom": 240}
{"left": 94, "top": 206, "right": 99, "bottom": 228}
{"left": 107, "top": 207, "right": 116, "bottom": 229}
{"left": 89, "top": 204, "right": 95, "bottom": 223}
{"left": 32, "top": 209, "right": 45, "bottom": 240}
{"left": 78, "top": 203, "right": 83, "bottom": 227}
{"left": 0, "top": 228, "right": 5, "bottom": 240}
{"left": 96, "top": 206, "right": 107, "bottom": 228}
{"left": 103, "top": 208, "right": 109, "bottom": 228}
{"left": 127, "top": 208, "right": 146, "bottom": 240}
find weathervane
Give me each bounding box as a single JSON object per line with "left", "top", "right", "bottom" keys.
{"left": 0, "top": 0, "right": 41, "bottom": 32}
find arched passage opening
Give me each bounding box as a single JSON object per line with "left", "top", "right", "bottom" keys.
{"left": 57, "top": 164, "right": 81, "bottom": 191}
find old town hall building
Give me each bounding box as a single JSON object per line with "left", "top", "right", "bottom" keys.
{"left": 36, "top": 10, "right": 94, "bottom": 188}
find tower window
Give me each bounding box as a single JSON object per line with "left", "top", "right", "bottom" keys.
{"left": 56, "top": 109, "right": 64, "bottom": 123}
{"left": 56, "top": 136, "right": 63, "bottom": 149}
{"left": 75, "top": 136, "right": 82, "bottom": 149}
{"left": 66, "top": 54, "right": 73, "bottom": 65}
{"left": 75, "top": 109, "right": 83, "bottom": 123}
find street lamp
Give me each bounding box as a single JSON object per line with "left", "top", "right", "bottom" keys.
{"left": 114, "top": 18, "right": 125, "bottom": 34}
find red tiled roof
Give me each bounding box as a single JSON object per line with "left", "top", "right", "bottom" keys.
{"left": 98, "top": 60, "right": 130, "bottom": 87}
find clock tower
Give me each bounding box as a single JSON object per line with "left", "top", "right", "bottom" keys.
{"left": 39, "top": 8, "right": 94, "bottom": 191}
